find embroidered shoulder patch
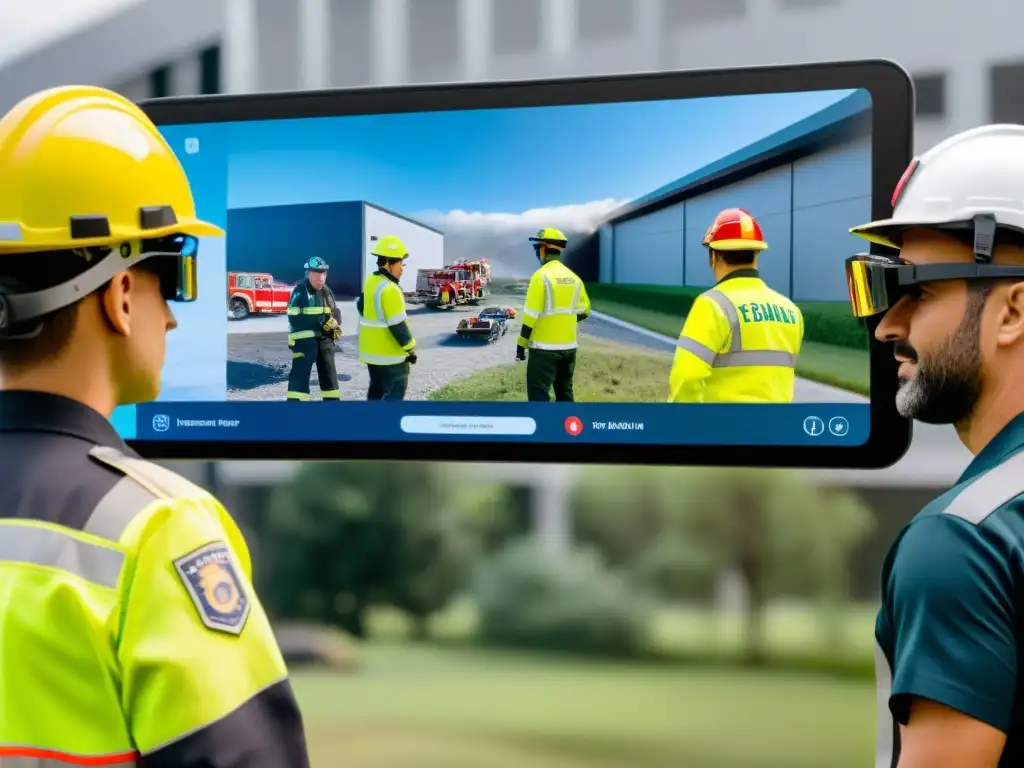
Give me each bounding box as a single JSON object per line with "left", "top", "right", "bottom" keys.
{"left": 173, "top": 542, "right": 251, "bottom": 635}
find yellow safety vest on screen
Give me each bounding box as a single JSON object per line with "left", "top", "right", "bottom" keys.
{"left": 519, "top": 260, "right": 591, "bottom": 350}
{"left": 358, "top": 272, "right": 416, "bottom": 365}
{"left": 668, "top": 275, "right": 804, "bottom": 403}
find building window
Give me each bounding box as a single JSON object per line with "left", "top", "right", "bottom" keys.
{"left": 330, "top": 0, "right": 373, "bottom": 85}
{"left": 408, "top": 0, "right": 460, "bottom": 73}
{"left": 492, "top": 0, "right": 542, "bottom": 56}
{"left": 576, "top": 0, "right": 634, "bottom": 42}
{"left": 148, "top": 65, "right": 170, "bottom": 99}
{"left": 663, "top": 0, "right": 747, "bottom": 28}
{"left": 912, "top": 73, "right": 945, "bottom": 118}
{"left": 200, "top": 45, "right": 221, "bottom": 94}
{"left": 990, "top": 62, "right": 1024, "bottom": 123}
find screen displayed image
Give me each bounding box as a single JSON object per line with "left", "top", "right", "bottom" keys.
{"left": 119, "top": 86, "right": 874, "bottom": 447}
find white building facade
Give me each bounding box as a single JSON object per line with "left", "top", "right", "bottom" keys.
{"left": 2, "top": 0, "right": 1023, "bottom": 153}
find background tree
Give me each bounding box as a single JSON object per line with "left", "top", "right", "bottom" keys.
{"left": 263, "top": 461, "right": 474, "bottom": 639}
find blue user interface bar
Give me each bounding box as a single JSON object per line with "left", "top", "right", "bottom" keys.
{"left": 124, "top": 402, "right": 870, "bottom": 446}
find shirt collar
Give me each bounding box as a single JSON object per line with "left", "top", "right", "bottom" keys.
{"left": 0, "top": 390, "right": 131, "bottom": 449}
{"left": 375, "top": 269, "right": 400, "bottom": 284}
{"left": 958, "top": 410, "right": 1024, "bottom": 483}
{"left": 717, "top": 268, "right": 760, "bottom": 284}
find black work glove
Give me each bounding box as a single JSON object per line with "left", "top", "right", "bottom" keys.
{"left": 515, "top": 346, "right": 526, "bottom": 361}
{"left": 406, "top": 352, "right": 418, "bottom": 365}
{"left": 577, "top": 313, "right": 588, "bottom": 323}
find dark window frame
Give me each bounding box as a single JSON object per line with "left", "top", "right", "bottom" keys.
{"left": 990, "top": 61, "right": 1024, "bottom": 123}
{"left": 912, "top": 72, "right": 946, "bottom": 118}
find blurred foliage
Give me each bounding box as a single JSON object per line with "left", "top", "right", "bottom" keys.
{"left": 473, "top": 538, "right": 653, "bottom": 658}
{"left": 572, "top": 466, "right": 875, "bottom": 663}
{"left": 264, "top": 462, "right": 476, "bottom": 639}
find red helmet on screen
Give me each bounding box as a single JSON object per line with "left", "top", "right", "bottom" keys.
{"left": 702, "top": 208, "right": 768, "bottom": 252}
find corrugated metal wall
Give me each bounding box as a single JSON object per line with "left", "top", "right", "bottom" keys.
{"left": 601, "top": 134, "right": 871, "bottom": 302}
{"left": 226, "top": 201, "right": 364, "bottom": 295}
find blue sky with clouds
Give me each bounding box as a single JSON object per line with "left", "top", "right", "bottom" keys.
{"left": 224, "top": 88, "right": 862, "bottom": 217}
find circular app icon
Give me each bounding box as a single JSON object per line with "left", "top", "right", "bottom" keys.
{"left": 564, "top": 416, "right": 583, "bottom": 436}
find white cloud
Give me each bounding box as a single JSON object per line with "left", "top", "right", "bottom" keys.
{"left": 415, "top": 198, "right": 628, "bottom": 235}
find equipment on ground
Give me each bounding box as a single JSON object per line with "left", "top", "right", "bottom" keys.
{"left": 455, "top": 306, "right": 515, "bottom": 342}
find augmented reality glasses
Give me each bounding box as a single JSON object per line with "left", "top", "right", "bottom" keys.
{"left": 845, "top": 252, "right": 1024, "bottom": 318}
{"left": 140, "top": 234, "right": 200, "bottom": 302}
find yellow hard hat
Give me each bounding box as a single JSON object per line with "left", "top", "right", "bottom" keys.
{"left": 0, "top": 85, "right": 222, "bottom": 254}
{"left": 371, "top": 235, "right": 409, "bottom": 260}
{"left": 529, "top": 227, "right": 568, "bottom": 249}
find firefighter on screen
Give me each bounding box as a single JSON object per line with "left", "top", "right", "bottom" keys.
{"left": 285, "top": 256, "right": 342, "bottom": 401}
{"left": 668, "top": 208, "right": 804, "bottom": 403}
{"left": 516, "top": 227, "right": 591, "bottom": 401}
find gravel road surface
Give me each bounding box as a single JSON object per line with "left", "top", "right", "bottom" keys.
{"left": 226, "top": 294, "right": 864, "bottom": 403}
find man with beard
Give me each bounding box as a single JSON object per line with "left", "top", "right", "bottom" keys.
{"left": 846, "top": 124, "right": 1024, "bottom": 768}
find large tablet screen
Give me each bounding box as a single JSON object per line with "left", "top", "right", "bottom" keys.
{"left": 125, "top": 72, "right": 910, "bottom": 465}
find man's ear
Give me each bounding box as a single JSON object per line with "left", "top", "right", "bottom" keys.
{"left": 101, "top": 271, "right": 134, "bottom": 337}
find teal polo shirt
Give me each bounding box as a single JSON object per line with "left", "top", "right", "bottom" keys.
{"left": 875, "top": 414, "right": 1024, "bottom": 767}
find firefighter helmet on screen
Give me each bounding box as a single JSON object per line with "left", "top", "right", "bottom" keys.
{"left": 702, "top": 208, "right": 768, "bottom": 252}
{"left": 370, "top": 235, "right": 409, "bottom": 260}
{"left": 304, "top": 256, "right": 329, "bottom": 272}
{"left": 528, "top": 227, "right": 568, "bottom": 250}
{"left": 850, "top": 124, "right": 1024, "bottom": 256}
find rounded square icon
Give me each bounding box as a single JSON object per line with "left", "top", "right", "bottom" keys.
{"left": 184, "top": 138, "right": 199, "bottom": 154}
{"left": 152, "top": 414, "right": 170, "bottom": 432}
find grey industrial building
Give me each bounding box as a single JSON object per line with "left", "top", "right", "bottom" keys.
{"left": 568, "top": 89, "right": 870, "bottom": 303}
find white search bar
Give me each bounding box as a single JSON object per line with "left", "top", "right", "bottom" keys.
{"left": 400, "top": 415, "right": 537, "bottom": 436}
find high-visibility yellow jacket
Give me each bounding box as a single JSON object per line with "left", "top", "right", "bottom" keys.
{"left": 0, "top": 443, "right": 309, "bottom": 766}
{"left": 517, "top": 259, "right": 591, "bottom": 351}
{"left": 668, "top": 270, "right": 803, "bottom": 403}
{"left": 357, "top": 270, "right": 416, "bottom": 365}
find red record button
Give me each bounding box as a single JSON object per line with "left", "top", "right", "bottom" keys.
{"left": 564, "top": 416, "right": 583, "bottom": 436}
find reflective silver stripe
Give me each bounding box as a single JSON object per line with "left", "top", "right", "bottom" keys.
{"left": 88, "top": 446, "right": 209, "bottom": 500}
{"left": 714, "top": 350, "right": 797, "bottom": 368}
{"left": 359, "top": 318, "right": 388, "bottom": 328}
{"left": 691, "top": 289, "right": 797, "bottom": 370}
{"left": 360, "top": 353, "right": 409, "bottom": 364}
{"left": 522, "top": 308, "right": 539, "bottom": 319}
{"left": 538, "top": 273, "right": 579, "bottom": 316}
{"left": 0, "top": 752, "right": 136, "bottom": 766}
{"left": 676, "top": 336, "right": 717, "bottom": 365}
{"left": 84, "top": 475, "right": 159, "bottom": 542}
{"left": 874, "top": 641, "right": 897, "bottom": 768}
{"left": 942, "top": 448, "right": 1024, "bottom": 524}
{"left": 529, "top": 340, "right": 578, "bottom": 350}
{"left": 386, "top": 310, "right": 407, "bottom": 326}
{"left": 702, "top": 289, "right": 742, "bottom": 353}
{"left": 0, "top": 523, "right": 124, "bottom": 589}
{"left": 372, "top": 280, "right": 389, "bottom": 323}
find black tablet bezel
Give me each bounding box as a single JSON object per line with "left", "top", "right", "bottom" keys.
{"left": 137, "top": 58, "right": 913, "bottom": 468}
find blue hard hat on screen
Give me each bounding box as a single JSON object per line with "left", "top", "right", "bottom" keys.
{"left": 304, "top": 256, "right": 329, "bottom": 272}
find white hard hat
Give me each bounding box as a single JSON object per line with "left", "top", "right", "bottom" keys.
{"left": 850, "top": 124, "right": 1024, "bottom": 259}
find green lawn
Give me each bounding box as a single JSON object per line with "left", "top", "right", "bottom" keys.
{"left": 294, "top": 642, "right": 876, "bottom": 768}
{"left": 369, "top": 598, "right": 879, "bottom": 661}
{"left": 590, "top": 297, "right": 870, "bottom": 396}
{"left": 429, "top": 338, "right": 673, "bottom": 402}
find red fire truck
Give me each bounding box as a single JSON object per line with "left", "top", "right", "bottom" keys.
{"left": 227, "top": 271, "right": 294, "bottom": 319}
{"left": 414, "top": 259, "right": 492, "bottom": 309}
